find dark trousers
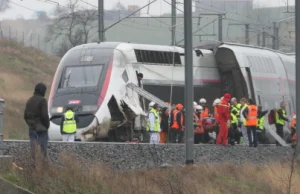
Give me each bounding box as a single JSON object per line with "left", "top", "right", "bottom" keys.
{"left": 170, "top": 128, "right": 184, "bottom": 143}
{"left": 194, "top": 134, "right": 204, "bottom": 144}
{"left": 29, "top": 130, "right": 48, "bottom": 161}
{"left": 247, "top": 126, "right": 257, "bottom": 147}
{"left": 275, "top": 124, "right": 284, "bottom": 146}
{"left": 229, "top": 123, "right": 240, "bottom": 145}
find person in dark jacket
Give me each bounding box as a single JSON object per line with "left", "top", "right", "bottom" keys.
{"left": 24, "top": 83, "right": 49, "bottom": 160}
{"left": 160, "top": 107, "right": 169, "bottom": 143}
{"left": 60, "top": 107, "right": 79, "bottom": 142}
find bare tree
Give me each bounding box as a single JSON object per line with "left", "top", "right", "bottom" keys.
{"left": 0, "top": 0, "right": 9, "bottom": 12}
{"left": 46, "top": 0, "right": 97, "bottom": 54}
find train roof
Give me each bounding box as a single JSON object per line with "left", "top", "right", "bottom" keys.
{"left": 195, "top": 40, "right": 294, "bottom": 57}
{"left": 70, "top": 42, "right": 188, "bottom": 53}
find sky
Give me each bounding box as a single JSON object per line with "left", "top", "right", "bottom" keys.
{"left": 0, "top": 0, "right": 295, "bottom": 20}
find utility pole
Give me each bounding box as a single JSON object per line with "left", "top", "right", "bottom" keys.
{"left": 171, "top": 0, "right": 176, "bottom": 45}
{"left": 184, "top": 0, "right": 194, "bottom": 165}
{"left": 262, "top": 29, "right": 266, "bottom": 47}
{"left": 228, "top": 23, "right": 250, "bottom": 44}
{"left": 98, "top": 0, "right": 105, "bottom": 42}
{"left": 295, "top": 0, "right": 300, "bottom": 158}
{"left": 245, "top": 24, "right": 250, "bottom": 44}
{"left": 275, "top": 26, "right": 279, "bottom": 50}
{"left": 272, "top": 22, "right": 280, "bottom": 50}
{"left": 257, "top": 33, "right": 260, "bottom": 46}
{"left": 218, "top": 14, "right": 223, "bottom": 41}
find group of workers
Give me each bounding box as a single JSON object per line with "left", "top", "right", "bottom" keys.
{"left": 146, "top": 93, "right": 297, "bottom": 147}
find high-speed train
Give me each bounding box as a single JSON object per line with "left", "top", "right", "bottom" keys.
{"left": 48, "top": 41, "right": 295, "bottom": 142}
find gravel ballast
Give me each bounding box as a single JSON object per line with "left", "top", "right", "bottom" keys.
{"left": 1, "top": 141, "right": 293, "bottom": 169}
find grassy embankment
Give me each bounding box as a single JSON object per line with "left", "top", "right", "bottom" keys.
{"left": 0, "top": 39, "right": 59, "bottom": 139}
{"left": 1, "top": 151, "right": 300, "bottom": 194}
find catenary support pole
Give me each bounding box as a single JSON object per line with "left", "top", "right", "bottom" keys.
{"left": 275, "top": 26, "right": 279, "bottom": 50}
{"left": 218, "top": 14, "right": 223, "bottom": 41}
{"left": 245, "top": 24, "right": 250, "bottom": 44}
{"left": 257, "top": 33, "right": 260, "bottom": 46}
{"left": 262, "top": 29, "right": 266, "bottom": 47}
{"left": 295, "top": 0, "right": 300, "bottom": 157}
{"left": 184, "top": 0, "right": 194, "bottom": 165}
{"left": 0, "top": 99, "right": 4, "bottom": 142}
{"left": 98, "top": 0, "right": 105, "bottom": 42}
{"left": 272, "top": 22, "right": 276, "bottom": 49}
{"left": 171, "top": 0, "right": 176, "bottom": 45}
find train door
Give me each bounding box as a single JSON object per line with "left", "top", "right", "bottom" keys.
{"left": 215, "top": 48, "right": 249, "bottom": 100}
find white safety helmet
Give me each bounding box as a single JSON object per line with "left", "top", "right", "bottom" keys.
{"left": 213, "top": 98, "right": 221, "bottom": 106}
{"left": 149, "top": 101, "right": 155, "bottom": 107}
{"left": 193, "top": 101, "right": 197, "bottom": 106}
{"left": 195, "top": 105, "right": 203, "bottom": 111}
{"left": 199, "top": 98, "right": 206, "bottom": 104}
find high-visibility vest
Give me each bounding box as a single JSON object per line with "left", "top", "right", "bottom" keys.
{"left": 171, "top": 110, "right": 183, "bottom": 129}
{"left": 241, "top": 104, "right": 248, "bottom": 125}
{"left": 62, "top": 110, "right": 77, "bottom": 134}
{"left": 290, "top": 113, "right": 296, "bottom": 129}
{"left": 245, "top": 105, "right": 258, "bottom": 126}
{"left": 231, "top": 104, "right": 240, "bottom": 124}
{"left": 276, "top": 108, "right": 286, "bottom": 125}
{"left": 201, "top": 107, "right": 209, "bottom": 118}
{"left": 257, "top": 116, "right": 265, "bottom": 130}
{"left": 193, "top": 113, "right": 204, "bottom": 134}
{"left": 146, "top": 108, "right": 160, "bottom": 132}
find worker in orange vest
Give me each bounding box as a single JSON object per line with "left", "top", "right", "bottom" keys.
{"left": 216, "top": 93, "right": 231, "bottom": 146}
{"left": 199, "top": 98, "right": 210, "bottom": 118}
{"left": 170, "top": 104, "right": 184, "bottom": 143}
{"left": 290, "top": 113, "right": 296, "bottom": 137}
{"left": 242, "top": 99, "right": 258, "bottom": 147}
{"left": 194, "top": 105, "right": 204, "bottom": 144}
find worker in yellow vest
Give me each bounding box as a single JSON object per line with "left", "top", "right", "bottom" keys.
{"left": 257, "top": 105, "right": 269, "bottom": 144}
{"left": 239, "top": 98, "right": 248, "bottom": 146}
{"left": 275, "top": 102, "right": 289, "bottom": 146}
{"left": 60, "top": 107, "right": 79, "bottom": 142}
{"left": 229, "top": 97, "right": 241, "bottom": 145}
{"left": 146, "top": 103, "right": 161, "bottom": 144}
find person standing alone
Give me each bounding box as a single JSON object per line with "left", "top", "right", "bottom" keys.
{"left": 60, "top": 107, "right": 79, "bottom": 142}
{"left": 24, "top": 83, "right": 50, "bottom": 160}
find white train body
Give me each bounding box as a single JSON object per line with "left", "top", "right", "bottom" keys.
{"left": 48, "top": 42, "right": 295, "bottom": 142}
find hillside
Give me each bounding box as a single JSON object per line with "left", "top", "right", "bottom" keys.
{"left": 0, "top": 39, "right": 59, "bottom": 139}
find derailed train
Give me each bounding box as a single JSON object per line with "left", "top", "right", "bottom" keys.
{"left": 48, "top": 41, "right": 295, "bottom": 142}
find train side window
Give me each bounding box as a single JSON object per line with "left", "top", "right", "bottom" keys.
{"left": 122, "top": 70, "right": 129, "bottom": 83}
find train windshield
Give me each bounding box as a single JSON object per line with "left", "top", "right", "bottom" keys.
{"left": 60, "top": 65, "right": 103, "bottom": 88}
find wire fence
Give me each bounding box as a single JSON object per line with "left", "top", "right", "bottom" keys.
{"left": 0, "top": 22, "right": 55, "bottom": 55}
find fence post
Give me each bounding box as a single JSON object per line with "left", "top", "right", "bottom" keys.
{"left": 0, "top": 99, "right": 4, "bottom": 142}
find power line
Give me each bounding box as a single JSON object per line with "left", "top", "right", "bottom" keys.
{"left": 10, "top": 1, "right": 37, "bottom": 12}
